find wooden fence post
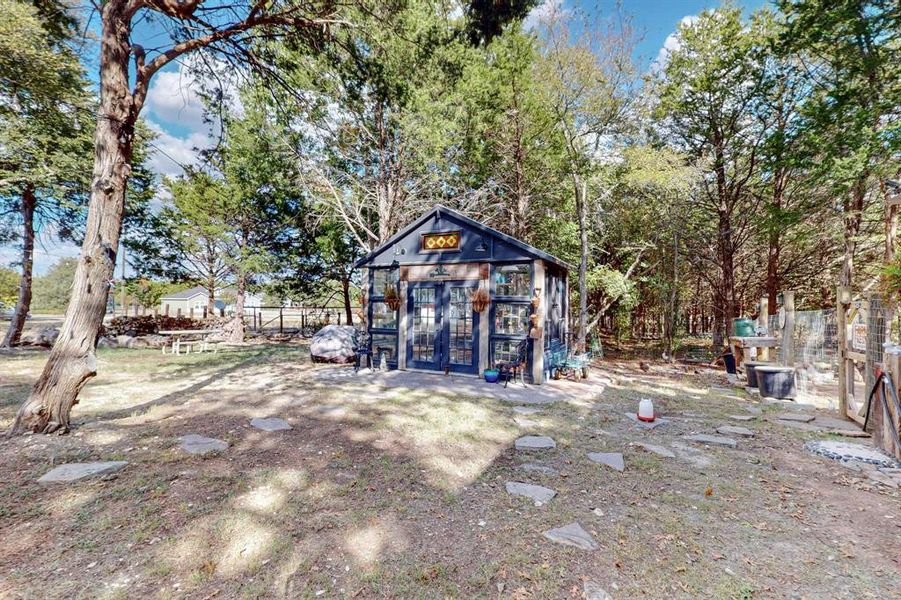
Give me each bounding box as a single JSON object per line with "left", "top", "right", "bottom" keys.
{"left": 177, "top": 308, "right": 182, "bottom": 317}
{"left": 279, "top": 307, "right": 284, "bottom": 333}
{"left": 758, "top": 297, "right": 769, "bottom": 362}
{"left": 837, "top": 285, "right": 850, "bottom": 417}
{"left": 189, "top": 308, "right": 194, "bottom": 320}
{"left": 781, "top": 291, "right": 796, "bottom": 365}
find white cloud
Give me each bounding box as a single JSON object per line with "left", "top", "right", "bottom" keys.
{"left": 145, "top": 120, "right": 214, "bottom": 179}
{"left": 145, "top": 67, "right": 209, "bottom": 132}
{"left": 0, "top": 239, "right": 82, "bottom": 276}
{"left": 524, "top": 0, "right": 569, "bottom": 31}
{"left": 651, "top": 15, "right": 699, "bottom": 72}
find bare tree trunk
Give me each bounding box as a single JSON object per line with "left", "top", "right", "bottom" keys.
{"left": 840, "top": 180, "right": 866, "bottom": 288}
{"left": 575, "top": 177, "right": 588, "bottom": 350}
{"left": 10, "top": 3, "right": 135, "bottom": 434}
{"left": 2, "top": 185, "right": 36, "bottom": 348}
{"left": 342, "top": 276, "right": 353, "bottom": 326}
{"left": 229, "top": 273, "right": 247, "bottom": 343}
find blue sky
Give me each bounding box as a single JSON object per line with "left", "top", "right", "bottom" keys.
{"left": 2, "top": 0, "right": 766, "bottom": 275}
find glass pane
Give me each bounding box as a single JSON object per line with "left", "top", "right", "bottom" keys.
{"left": 495, "top": 265, "right": 531, "bottom": 297}
{"left": 372, "top": 269, "right": 398, "bottom": 297}
{"left": 494, "top": 339, "right": 524, "bottom": 365}
{"left": 372, "top": 334, "right": 397, "bottom": 362}
{"left": 371, "top": 301, "right": 397, "bottom": 329}
{"left": 448, "top": 287, "right": 474, "bottom": 366}
{"left": 412, "top": 287, "right": 436, "bottom": 362}
{"left": 495, "top": 303, "right": 530, "bottom": 335}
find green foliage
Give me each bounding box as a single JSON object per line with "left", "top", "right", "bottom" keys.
{"left": 0, "top": 267, "right": 19, "bottom": 307}
{"left": 124, "top": 279, "right": 176, "bottom": 310}
{"left": 31, "top": 258, "right": 77, "bottom": 312}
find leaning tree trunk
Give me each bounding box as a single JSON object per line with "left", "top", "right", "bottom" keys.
{"left": 10, "top": 4, "right": 135, "bottom": 434}
{"left": 229, "top": 274, "right": 247, "bottom": 343}
{"left": 2, "top": 184, "right": 36, "bottom": 348}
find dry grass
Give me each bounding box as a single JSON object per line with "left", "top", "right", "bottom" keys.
{"left": 0, "top": 344, "right": 898, "bottom": 599}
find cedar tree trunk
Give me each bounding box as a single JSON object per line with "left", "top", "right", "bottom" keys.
{"left": 2, "top": 184, "right": 36, "bottom": 348}
{"left": 229, "top": 274, "right": 246, "bottom": 343}
{"left": 10, "top": 3, "right": 135, "bottom": 433}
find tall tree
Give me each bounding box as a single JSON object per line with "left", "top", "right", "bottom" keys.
{"left": 0, "top": 0, "right": 93, "bottom": 347}
{"left": 652, "top": 7, "right": 769, "bottom": 348}
{"left": 160, "top": 172, "right": 232, "bottom": 312}
{"left": 10, "top": 0, "right": 347, "bottom": 434}
{"left": 533, "top": 6, "right": 637, "bottom": 349}
{"left": 778, "top": 0, "right": 900, "bottom": 288}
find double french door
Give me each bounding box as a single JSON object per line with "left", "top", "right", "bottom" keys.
{"left": 407, "top": 281, "right": 479, "bottom": 374}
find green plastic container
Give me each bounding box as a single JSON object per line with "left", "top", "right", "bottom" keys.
{"left": 732, "top": 318, "right": 755, "bottom": 337}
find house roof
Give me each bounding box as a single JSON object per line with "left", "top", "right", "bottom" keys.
{"left": 353, "top": 204, "right": 571, "bottom": 270}
{"left": 160, "top": 286, "right": 207, "bottom": 300}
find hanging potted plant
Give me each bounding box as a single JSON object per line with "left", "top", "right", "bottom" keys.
{"left": 384, "top": 285, "right": 402, "bottom": 311}
{"left": 471, "top": 287, "right": 490, "bottom": 313}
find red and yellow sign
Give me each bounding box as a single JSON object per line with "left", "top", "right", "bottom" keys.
{"left": 421, "top": 231, "right": 460, "bottom": 251}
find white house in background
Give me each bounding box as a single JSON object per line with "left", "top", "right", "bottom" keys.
{"left": 160, "top": 286, "right": 263, "bottom": 317}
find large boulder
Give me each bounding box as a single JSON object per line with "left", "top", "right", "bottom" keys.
{"left": 310, "top": 325, "right": 357, "bottom": 363}
{"left": 22, "top": 327, "right": 60, "bottom": 346}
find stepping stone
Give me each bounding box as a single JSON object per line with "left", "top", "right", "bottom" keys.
{"left": 38, "top": 461, "right": 128, "bottom": 484}
{"left": 250, "top": 417, "right": 292, "bottom": 432}
{"left": 518, "top": 463, "right": 558, "bottom": 476}
{"left": 587, "top": 452, "right": 625, "bottom": 472}
{"left": 634, "top": 442, "right": 675, "bottom": 459}
{"left": 584, "top": 581, "right": 612, "bottom": 600}
{"left": 542, "top": 522, "right": 597, "bottom": 551}
{"left": 716, "top": 425, "right": 755, "bottom": 438}
{"left": 512, "top": 406, "right": 541, "bottom": 415}
{"left": 623, "top": 412, "right": 666, "bottom": 429}
{"left": 515, "top": 435, "right": 556, "bottom": 450}
{"left": 744, "top": 406, "right": 763, "bottom": 415}
{"left": 777, "top": 413, "right": 815, "bottom": 423}
{"left": 683, "top": 434, "right": 737, "bottom": 448}
{"left": 728, "top": 414, "right": 755, "bottom": 422}
{"left": 179, "top": 434, "right": 228, "bottom": 455}
{"left": 505, "top": 481, "right": 557, "bottom": 506}
{"left": 805, "top": 440, "right": 898, "bottom": 468}
{"left": 513, "top": 416, "right": 539, "bottom": 428}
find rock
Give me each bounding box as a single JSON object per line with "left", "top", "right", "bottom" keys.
{"left": 518, "top": 463, "right": 558, "bottom": 476}
{"left": 505, "top": 481, "right": 557, "bottom": 506}
{"left": 143, "top": 334, "right": 168, "bottom": 349}
{"left": 634, "top": 442, "right": 675, "bottom": 458}
{"left": 716, "top": 425, "right": 755, "bottom": 438}
{"left": 512, "top": 406, "right": 541, "bottom": 415}
{"left": 683, "top": 434, "right": 738, "bottom": 448}
{"left": 542, "top": 522, "right": 597, "bottom": 551}
{"left": 250, "top": 417, "right": 292, "bottom": 432}
{"left": 26, "top": 327, "right": 60, "bottom": 346}
{"left": 38, "top": 461, "right": 128, "bottom": 484}
{"left": 513, "top": 416, "right": 540, "bottom": 428}
{"left": 584, "top": 581, "right": 612, "bottom": 600}
{"left": 777, "top": 413, "right": 815, "bottom": 423}
{"left": 131, "top": 337, "right": 150, "bottom": 349}
{"left": 115, "top": 334, "right": 136, "bottom": 349}
{"left": 97, "top": 336, "right": 117, "bottom": 349}
{"left": 179, "top": 434, "right": 228, "bottom": 455}
{"left": 310, "top": 325, "right": 357, "bottom": 363}
{"left": 744, "top": 406, "right": 763, "bottom": 415}
{"left": 728, "top": 414, "right": 755, "bottom": 422}
{"left": 805, "top": 440, "right": 898, "bottom": 468}
{"left": 515, "top": 435, "right": 556, "bottom": 450}
{"left": 587, "top": 452, "right": 625, "bottom": 472}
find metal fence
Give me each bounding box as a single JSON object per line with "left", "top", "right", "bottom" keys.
{"left": 242, "top": 305, "right": 361, "bottom": 335}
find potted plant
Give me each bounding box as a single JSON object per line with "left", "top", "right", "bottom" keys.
{"left": 384, "top": 285, "right": 402, "bottom": 311}
{"left": 471, "top": 287, "right": 490, "bottom": 313}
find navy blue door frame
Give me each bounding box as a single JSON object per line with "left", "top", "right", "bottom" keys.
{"left": 406, "top": 280, "right": 480, "bottom": 374}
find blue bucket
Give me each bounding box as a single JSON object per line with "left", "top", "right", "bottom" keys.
{"left": 484, "top": 369, "right": 500, "bottom": 383}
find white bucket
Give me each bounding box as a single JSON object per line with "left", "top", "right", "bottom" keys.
{"left": 638, "top": 398, "right": 655, "bottom": 422}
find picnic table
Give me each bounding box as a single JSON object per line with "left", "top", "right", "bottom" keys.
{"left": 158, "top": 329, "right": 219, "bottom": 355}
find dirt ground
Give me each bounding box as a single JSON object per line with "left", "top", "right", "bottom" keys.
{"left": 0, "top": 343, "right": 898, "bottom": 599}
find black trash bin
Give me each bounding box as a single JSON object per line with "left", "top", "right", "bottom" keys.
{"left": 743, "top": 361, "right": 772, "bottom": 388}
{"left": 755, "top": 366, "right": 796, "bottom": 399}
{"left": 722, "top": 352, "right": 737, "bottom": 375}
